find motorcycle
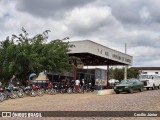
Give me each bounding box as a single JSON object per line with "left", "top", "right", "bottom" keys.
{"left": 24, "top": 84, "right": 44, "bottom": 97}
{"left": 23, "top": 85, "right": 37, "bottom": 97}
{"left": 44, "top": 82, "right": 56, "bottom": 95}
{"left": 0, "top": 86, "right": 6, "bottom": 102}
{"left": 0, "top": 82, "right": 4, "bottom": 102}
{"left": 66, "top": 84, "right": 73, "bottom": 94}
{"left": 13, "top": 82, "right": 25, "bottom": 98}
{"left": 5, "top": 83, "right": 18, "bottom": 99}
{"left": 53, "top": 82, "right": 62, "bottom": 93}
{"left": 86, "top": 83, "right": 95, "bottom": 92}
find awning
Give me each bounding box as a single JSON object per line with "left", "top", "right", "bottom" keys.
{"left": 35, "top": 72, "right": 49, "bottom": 81}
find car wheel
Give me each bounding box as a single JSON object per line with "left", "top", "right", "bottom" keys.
{"left": 158, "top": 85, "right": 160, "bottom": 89}
{"left": 152, "top": 84, "right": 155, "bottom": 90}
{"left": 146, "top": 87, "right": 149, "bottom": 90}
{"left": 128, "top": 89, "right": 133, "bottom": 93}
{"left": 115, "top": 91, "right": 120, "bottom": 94}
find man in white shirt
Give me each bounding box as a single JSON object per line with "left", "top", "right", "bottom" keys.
{"left": 75, "top": 79, "right": 80, "bottom": 93}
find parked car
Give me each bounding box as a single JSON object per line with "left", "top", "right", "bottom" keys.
{"left": 114, "top": 79, "right": 144, "bottom": 94}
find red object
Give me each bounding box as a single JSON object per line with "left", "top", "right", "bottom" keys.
{"left": 47, "top": 84, "right": 52, "bottom": 89}
{"left": 32, "top": 84, "right": 38, "bottom": 89}
{"left": 0, "top": 88, "right": 3, "bottom": 90}
{"left": 75, "top": 85, "right": 79, "bottom": 92}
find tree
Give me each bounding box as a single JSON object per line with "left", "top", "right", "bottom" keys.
{"left": 108, "top": 67, "right": 140, "bottom": 81}
{"left": 0, "top": 28, "right": 75, "bottom": 84}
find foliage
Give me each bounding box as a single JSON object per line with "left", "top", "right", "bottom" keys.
{"left": 0, "top": 28, "right": 75, "bottom": 84}
{"left": 108, "top": 67, "right": 140, "bottom": 81}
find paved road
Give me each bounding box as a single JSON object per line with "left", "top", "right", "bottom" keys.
{"left": 1, "top": 89, "right": 160, "bottom": 120}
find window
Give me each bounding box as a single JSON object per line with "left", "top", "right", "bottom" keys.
{"left": 97, "top": 49, "right": 99, "bottom": 53}
{"left": 142, "top": 72, "right": 147, "bottom": 74}
{"left": 101, "top": 50, "right": 102, "bottom": 54}
{"left": 105, "top": 51, "right": 109, "bottom": 56}
{"left": 155, "top": 72, "right": 158, "bottom": 74}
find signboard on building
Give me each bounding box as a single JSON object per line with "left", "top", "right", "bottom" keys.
{"left": 95, "top": 68, "right": 107, "bottom": 86}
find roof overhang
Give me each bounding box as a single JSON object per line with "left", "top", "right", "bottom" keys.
{"left": 68, "top": 40, "right": 133, "bottom": 66}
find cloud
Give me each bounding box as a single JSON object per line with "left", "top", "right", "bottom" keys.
{"left": 15, "top": 0, "right": 94, "bottom": 19}
{"left": 1, "top": 0, "right": 160, "bottom": 67}
{"left": 65, "top": 5, "right": 113, "bottom": 36}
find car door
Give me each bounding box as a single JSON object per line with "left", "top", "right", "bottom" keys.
{"left": 135, "top": 80, "right": 141, "bottom": 90}
{"left": 132, "top": 80, "right": 139, "bottom": 90}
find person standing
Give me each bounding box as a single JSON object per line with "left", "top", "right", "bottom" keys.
{"left": 81, "top": 79, "right": 85, "bottom": 93}
{"left": 75, "top": 79, "right": 80, "bottom": 93}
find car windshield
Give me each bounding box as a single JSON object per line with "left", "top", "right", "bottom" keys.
{"left": 120, "top": 80, "right": 133, "bottom": 84}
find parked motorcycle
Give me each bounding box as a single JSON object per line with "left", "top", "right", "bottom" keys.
{"left": 13, "top": 82, "right": 25, "bottom": 98}
{"left": 23, "top": 85, "right": 37, "bottom": 97}
{"left": 53, "top": 82, "right": 62, "bottom": 93}
{"left": 86, "top": 83, "right": 95, "bottom": 92}
{"left": 44, "top": 82, "right": 56, "bottom": 95}
{"left": 24, "top": 84, "right": 44, "bottom": 97}
{"left": 0, "top": 86, "right": 6, "bottom": 102}
{"left": 0, "top": 85, "right": 10, "bottom": 100}
{"left": 5, "top": 83, "right": 18, "bottom": 99}
{"left": 0, "top": 84, "right": 5, "bottom": 102}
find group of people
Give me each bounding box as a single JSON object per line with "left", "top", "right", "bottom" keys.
{"left": 75, "top": 79, "right": 86, "bottom": 93}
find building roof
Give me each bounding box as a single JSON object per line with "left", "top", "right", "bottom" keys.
{"left": 132, "top": 67, "right": 160, "bottom": 70}
{"left": 69, "top": 40, "right": 133, "bottom": 66}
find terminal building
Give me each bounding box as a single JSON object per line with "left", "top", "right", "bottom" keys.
{"left": 48, "top": 40, "right": 133, "bottom": 88}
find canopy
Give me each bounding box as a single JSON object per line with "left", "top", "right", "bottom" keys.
{"left": 35, "top": 72, "right": 49, "bottom": 81}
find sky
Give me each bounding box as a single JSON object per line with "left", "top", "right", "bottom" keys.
{"left": 0, "top": 0, "right": 160, "bottom": 67}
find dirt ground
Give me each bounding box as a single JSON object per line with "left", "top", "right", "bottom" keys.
{"left": 1, "top": 89, "right": 160, "bottom": 120}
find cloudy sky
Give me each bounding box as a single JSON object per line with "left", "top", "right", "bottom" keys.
{"left": 0, "top": 0, "right": 160, "bottom": 67}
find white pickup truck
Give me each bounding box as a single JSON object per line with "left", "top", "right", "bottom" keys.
{"left": 139, "top": 74, "right": 160, "bottom": 90}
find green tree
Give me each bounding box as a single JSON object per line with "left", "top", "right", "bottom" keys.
{"left": 108, "top": 67, "right": 139, "bottom": 81}
{"left": 0, "top": 28, "right": 75, "bottom": 84}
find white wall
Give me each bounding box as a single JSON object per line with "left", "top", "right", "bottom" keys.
{"left": 140, "top": 70, "right": 160, "bottom": 75}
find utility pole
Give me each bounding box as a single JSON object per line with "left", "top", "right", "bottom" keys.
{"left": 124, "top": 43, "right": 127, "bottom": 79}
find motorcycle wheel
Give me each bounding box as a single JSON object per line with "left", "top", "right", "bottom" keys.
{"left": 86, "top": 88, "right": 90, "bottom": 92}
{"left": 0, "top": 93, "right": 4, "bottom": 102}
{"left": 2, "top": 93, "right": 7, "bottom": 100}
{"left": 50, "top": 89, "right": 56, "bottom": 95}
{"left": 91, "top": 89, "right": 94, "bottom": 92}
{"left": 10, "top": 92, "right": 18, "bottom": 99}
{"left": 60, "top": 89, "right": 65, "bottom": 94}
{"left": 37, "top": 89, "right": 44, "bottom": 96}
{"left": 4, "top": 92, "right": 10, "bottom": 100}
{"left": 72, "top": 88, "right": 76, "bottom": 93}
{"left": 67, "top": 88, "right": 72, "bottom": 94}
{"left": 79, "top": 88, "right": 82, "bottom": 93}
{"left": 30, "top": 90, "right": 37, "bottom": 97}
{"left": 17, "top": 91, "right": 25, "bottom": 98}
